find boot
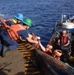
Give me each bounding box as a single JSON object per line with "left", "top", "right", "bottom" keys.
{"left": 1, "top": 45, "right": 9, "bottom": 57}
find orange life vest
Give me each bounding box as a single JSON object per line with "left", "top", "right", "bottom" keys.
{"left": 7, "top": 24, "right": 25, "bottom": 40}
{"left": 60, "top": 35, "right": 68, "bottom": 45}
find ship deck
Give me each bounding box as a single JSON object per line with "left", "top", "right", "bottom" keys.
{"left": 0, "top": 41, "right": 41, "bottom": 75}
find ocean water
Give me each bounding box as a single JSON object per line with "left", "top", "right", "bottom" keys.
{"left": 0, "top": 0, "right": 74, "bottom": 46}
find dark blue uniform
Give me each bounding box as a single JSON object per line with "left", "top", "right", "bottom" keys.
{"left": 0, "top": 29, "right": 28, "bottom": 51}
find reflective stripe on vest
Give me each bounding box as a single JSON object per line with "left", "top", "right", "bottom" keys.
{"left": 7, "top": 24, "right": 25, "bottom": 40}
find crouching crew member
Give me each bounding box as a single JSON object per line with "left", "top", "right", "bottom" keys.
{"left": 0, "top": 16, "right": 38, "bottom": 57}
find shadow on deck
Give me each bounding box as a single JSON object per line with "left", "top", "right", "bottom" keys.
{"left": 0, "top": 41, "right": 42, "bottom": 75}
{"left": 0, "top": 50, "right": 25, "bottom": 75}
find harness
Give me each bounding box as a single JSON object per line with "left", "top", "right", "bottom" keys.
{"left": 6, "top": 24, "right": 25, "bottom": 40}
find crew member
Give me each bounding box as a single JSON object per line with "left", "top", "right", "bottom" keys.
{"left": 58, "top": 30, "right": 70, "bottom": 51}
{"left": 0, "top": 17, "right": 38, "bottom": 57}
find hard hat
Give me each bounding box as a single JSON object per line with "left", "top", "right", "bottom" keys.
{"left": 23, "top": 18, "right": 32, "bottom": 26}
{"left": 15, "top": 13, "right": 24, "bottom": 21}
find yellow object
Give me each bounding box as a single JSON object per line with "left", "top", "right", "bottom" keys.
{"left": 12, "top": 18, "right": 18, "bottom": 23}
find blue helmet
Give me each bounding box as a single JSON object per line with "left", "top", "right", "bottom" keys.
{"left": 15, "top": 13, "right": 24, "bottom": 21}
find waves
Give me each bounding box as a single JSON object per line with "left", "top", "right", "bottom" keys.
{"left": 0, "top": 0, "right": 74, "bottom": 45}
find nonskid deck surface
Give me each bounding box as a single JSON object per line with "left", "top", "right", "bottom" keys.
{"left": 0, "top": 41, "right": 41, "bottom": 75}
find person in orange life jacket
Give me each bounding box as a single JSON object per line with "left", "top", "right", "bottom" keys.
{"left": 0, "top": 17, "right": 27, "bottom": 57}
{"left": 39, "top": 41, "right": 53, "bottom": 55}
{"left": 0, "top": 14, "right": 23, "bottom": 56}
{"left": 0, "top": 18, "right": 38, "bottom": 57}
{"left": 57, "top": 30, "right": 71, "bottom": 61}
{"left": 58, "top": 30, "right": 70, "bottom": 51}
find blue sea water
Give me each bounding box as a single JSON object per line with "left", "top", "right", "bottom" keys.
{"left": 0, "top": 0, "right": 74, "bottom": 46}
